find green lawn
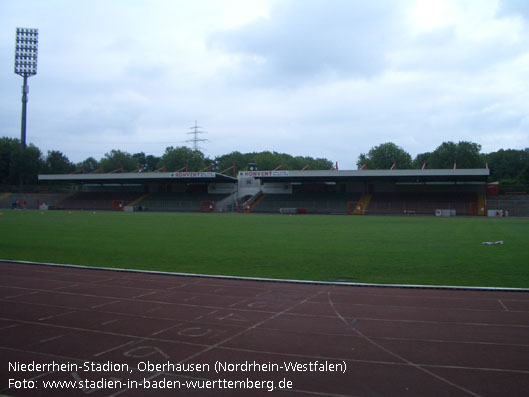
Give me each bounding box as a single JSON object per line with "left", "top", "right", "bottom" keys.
{"left": 1, "top": 210, "right": 528, "bottom": 288}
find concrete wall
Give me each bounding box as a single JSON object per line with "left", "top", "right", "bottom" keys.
{"left": 237, "top": 177, "right": 261, "bottom": 199}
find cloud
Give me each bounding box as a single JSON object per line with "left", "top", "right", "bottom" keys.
{"left": 497, "top": 0, "right": 529, "bottom": 19}
{"left": 209, "top": 0, "right": 407, "bottom": 86}
{"left": 1, "top": 0, "right": 528, "bottom": 169}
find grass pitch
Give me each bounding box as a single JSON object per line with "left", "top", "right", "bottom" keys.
{"left": 1, "top": 210, "right": 528, "bottom": 288}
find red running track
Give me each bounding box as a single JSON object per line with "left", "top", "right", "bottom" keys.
{"left": 0, "top": 261, "right": 528, "bottom": 396}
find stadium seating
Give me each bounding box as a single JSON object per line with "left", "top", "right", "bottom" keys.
{"left": 55, "top": 191, "right": 142, "bottom": 211}
{"left": 253, "top": 192, "right": 362, "bottom": 214}
{"left": 366, "top": 192, "right": 477, "bottom": 215}
{"left": 0, "top": 193, "right": 68, "bottom": 210}
{"left": 138, "top": 192, "right": 231, "bottom": 212}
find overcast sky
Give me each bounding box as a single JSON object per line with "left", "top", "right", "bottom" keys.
{"left": 1, "top": 0, "right": 529, "bottom": 169}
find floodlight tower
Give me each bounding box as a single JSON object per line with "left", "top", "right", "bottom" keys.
{"left": 14, "top": 27, "right": 39, "bottom": 149}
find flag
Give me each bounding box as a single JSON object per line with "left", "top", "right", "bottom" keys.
{"left": 422, "top": 160, "right": 426, "bottom": 170}
{"left": 390, "top": 161, "right": 396, "bottom": 170}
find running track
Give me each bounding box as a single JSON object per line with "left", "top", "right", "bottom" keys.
{"left": 1, "top": 261, "right": 528, "bottom": 396}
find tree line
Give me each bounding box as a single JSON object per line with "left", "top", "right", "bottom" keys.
{"left": 358, "top": 141, "right": 529, "bottom": 184}
{"left": 1, "top": 136, "right": 528, "bottom": 185}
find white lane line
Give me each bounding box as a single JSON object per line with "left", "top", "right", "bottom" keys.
{"left": 193, "top": 309, "right": 218, "bottom": 320}
{"left": 150, "top": 324, "right": 181, "bottom": 336}
{"left": 132, "top": 291, "right": 157, "bottom": 299}
{"left": 90, "top": 300, "right": 121, "bottom": 309}
{"left": 101, "top": 319, "right": 119, "bottom": 326}
{"left": 38, "top": 311, "right": 76, "bottom": 321}
{"left": 91, "top": 340, "right": 139, "bottom": 358}
{"left": 498, "top": 299, "right": 509, "bottom": 312}
{"left": 177, "top": 289, "right": 329, "bottom": 365}
{"left": 228, "top": 298, "right": 249, "bottom": 308}
{"left": 327, "top": 292, "right": 480, "bottom": 397}
{"left": 5, "top": 291, "right": 40, "bottom": 299}
{"left": 0, "top": 324, "right": 20, "bottom": 330}
{"left": 39, "top": 335, "right": 64, "bottom": 344}
{"left": 52, "top": 283, "right": 80, "bottom": 291}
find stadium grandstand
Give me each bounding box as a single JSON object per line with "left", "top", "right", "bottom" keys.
{"left": 13, "top": 165, "right": 523, "bottom": 216}
{"left": 237, "top": 168, "right": 492, "bottom": 216}
{"left": 35, "top": 171, "right": 238, "bottom": 213}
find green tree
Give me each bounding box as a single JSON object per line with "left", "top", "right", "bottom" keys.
{"left": 455, "top": 141, "right": 484, "bottom": 168}
{"left": 44, "top": 150, "right": 75, "bottom": 174}
{"left": 8, "top": 143, "right": 44, "bottom": 185}
{"left": 76, "top": 157, "right": 99, "bottom": 173}
{"left": 289, "top": 155, "right": 332, "bottom": 170}
{"left": 485, "top": 149, "right": 529, "bottom": 181}
{"left": 133, "top": 152, "right": 160, "bottom": 172}
{"left": 158, "top": 147, "right": 207, "bottom": 171}
{"left": 357, "top": 142, "right": 413, "bottom": 169}
{"left": 519, "top": 161, "right": 529, "bottom": 184}
{"left": 215, "top": 151, "right": 251, "bottom": 173}
{"left": 429, "top": 141, "right": 483, "bottom": 169}
{"left": 413, "top": 152, "right": 431, "bottom": 169}
{"left": 0, "top": 137, "right": 18, "bottom": 184}
{"left": 99, "top": 150, "right": 138, "bottom": 172}
{"left": 252, "top": 151, "right": 285, "bottom": 170}
{"left": 427, "top": 141, "right": 457, "bottom": 169}
{"left": 215, "top": 151, "right": 333, "bottom": 172}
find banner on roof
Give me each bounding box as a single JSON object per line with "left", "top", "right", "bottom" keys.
{"left": 239, "top": 171, "right": 290, "bottom": 177}
{"left": 170, "top": 172, "right": 216, "bottom": 178}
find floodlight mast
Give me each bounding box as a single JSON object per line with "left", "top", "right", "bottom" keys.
{"left": 14, "top": 27, "right": 39, "bottom": 149}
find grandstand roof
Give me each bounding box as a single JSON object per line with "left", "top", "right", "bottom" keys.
{"left": 38, "top": 168, "right": 489, "bottom": 185}
{"left": 239, "top": 169, "right": 490, "bottom": 183}
{"left": 38, "top": 171, "right": 238, "bottom": 184}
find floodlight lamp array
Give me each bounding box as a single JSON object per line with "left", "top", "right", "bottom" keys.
{"left": 14, "top": 27, "right": 39, "bottom": 76}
